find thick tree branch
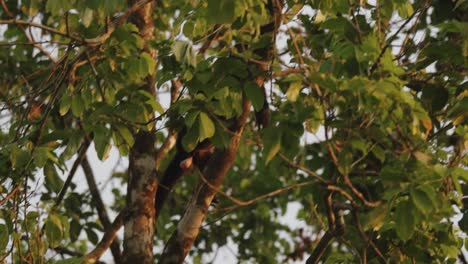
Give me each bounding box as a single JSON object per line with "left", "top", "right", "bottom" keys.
{"left": 83, "top": 210, "right": 128, "bottom": 264}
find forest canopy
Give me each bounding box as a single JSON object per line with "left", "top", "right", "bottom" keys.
{"left": 0, "top": 0, "right": 467, "bottom": 263}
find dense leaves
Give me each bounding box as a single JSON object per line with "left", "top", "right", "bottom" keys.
{"left": 0, "top": 0, "right": 467, "bottom": 263}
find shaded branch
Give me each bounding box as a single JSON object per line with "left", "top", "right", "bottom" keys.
{"left": 81, "top": 157, "right": 122, "bottom": 263}
{"left": 0, "top": 0, "right": 157, "bottom": 46}
{"left": 306, "top": 193, "right": 345, "bottom": 264}
{"left": 0, "top": 185, "right": 20, "bottom": 206}
{"left": 351, "top": 210, "right": 387, "bottom": 263}
{"left": 54, "top": 139, "right": 91, "bottom": 207}
{"left": 83, "top": 209, "right": 128, "bottom": 264}
{"left": 369, "top": 7, "right": 421, "bottom": 74}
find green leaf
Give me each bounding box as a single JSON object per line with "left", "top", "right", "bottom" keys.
{"left": 0, "top": 224, "right": 8, "bottom": 251}
{"left": 182, "top": 124, "right": 199, "bottom": 152}
{"left": 372, "top": 145, "right": 386, "bottom": 162}
{"left": 244, "top": 82, "right": 265, "bottom": 111}
{"left": 46, "top": 0, "right": 73, "bottom": 16}
{"left": 62, "top": 132, "right": 83, "bottom": 160}
{"left": 141, "top": 52, "right": 156, "bottom": 75}
{"left": 33, "top": 147, "right": 49, "bottom": 168}
{"left": 137, "top": 90, "right": 164, "bottom": 113}
{"left": 184, "top": 110, "right": 200, "bottom": 127}
{"left": 81, "top": 8, "right": 93, "bottom": 28}
{"left": 361, "top": 205, "right": 387, "bottom": 231}
{"left": 394, "top": 201, "right": 415, "bottom": 241}
{"left": 337, "top": 150, "right": 353, "bottom": 175}
{"left": 85, "top": 228, "right": 99, "bottom": 245}
{"left": 45, "top": 214, "right": 63, "bottom": 248}
{"left": 44, "top": 161, "right": 63, "bottom": 193}
{"left": 206, "top": 0, "right": 236, "bottom": 24}
{"left": 263, "top": 127, "right": 281, "bottom": 165}
{"left": 10, "top": 146, "right": 31, "bottom": 169}
{"left": 286, "top": 82, "right": 302, "bottom": 102}
{"left": 59, "top": 94, "right": 72, "bottom": 116}
{"left": 411, "top": 187, "right": 435, "bottom": 214}
{"left": 55, "top": 257, "right": 84, "bottom": 264}
{"left": 93, "top": 126, "right": 111, "bottom": 160}
{"left": 115, "top": 125, "right": 134, "bottom": 147}
{"left": 172, "top": 41, "right": 196, "bottom": 66}
{"left": 71, "top": 95, "right": 84, "bottom": 117}
{"left": 22, "top": 0, "right": 40, "bottom": 16}
{"left": 198, "top": 112, "right": 215, "bottom": 141}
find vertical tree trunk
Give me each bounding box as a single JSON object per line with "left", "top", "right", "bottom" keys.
{"left": 122, "top": 1, "right": 158, "bottom": 263}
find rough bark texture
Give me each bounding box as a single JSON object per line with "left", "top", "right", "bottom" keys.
{"left": 122, "top": 1, "right": 158, "bottom": 263}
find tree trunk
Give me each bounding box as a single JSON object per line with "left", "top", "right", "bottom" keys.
{"left": 122, "top": 1, "right": 158, "bottom": 263}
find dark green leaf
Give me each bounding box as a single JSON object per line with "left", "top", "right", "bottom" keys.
{"left": 45, "top": 214, "right": 63, "bottom": 248}
{"left": 44, "top": 161, "right": 64, "bottom": 193}
{"left": 182, "top": 124, "right": 199, "bottom": 152}
{"left": 71, "top": 95, "right": 84, "bottom": 117}
{"left": 244, "top": 82, "right": 265, "bottom": 111}
{"left": 93, "top": 126, "right": 111, "bottom": 160}
{"left": 410, "top": 186, "right": 435, "bottom": 214}
{"left": 0, "top": 224, "right": 8, "bottom": 251}
{"left": 206, "top": 0, "right": 236, "bottom": 24}
{"left": 394, "top": 201, "right": 415, "bottom": 241}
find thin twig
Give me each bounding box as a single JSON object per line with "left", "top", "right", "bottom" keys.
{"left": 352, "top": 210, "right": 387, "bottom": 263}
{"left": 369, "top": 8, "right": 420, "bottom": 74}
{"left": 54, "top": 139, "right": 91, "bottom": 207}
{"left": 278, "top": 152, "right": 329, "bottom": 183}
{"left": 0, "top": 185, "right": 20, "bottom": 206}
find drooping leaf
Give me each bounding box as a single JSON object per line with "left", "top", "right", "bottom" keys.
{"left": 263, "top": 127, "right": 282, "bottom": 165}
{"left": 198, "top": 112, "right": 215, "bottom": 141}
{"left": 244, "top": 82, "right": 265, "bottom": 111}
{"left": 59, "top": 94, "right": 72, "bottom": 116}
{"left": 206, "top": 0, "right": 237, "bottom": 24}
{"left": 0, "top": 224, "right": 8, "bottom": 251}
{"left": 71, "top": 95, "right": 85, "bottom": 117}
{"left": 44, "top": 161, "right": 63, "bottom": 193}
{"left": 115, "top": 125, "right": 134, "bottom": 147}
{"left": 45, "top": 214, "right": 63, "bottom": 248}
{"left": 411, "top": 186, "right": 435, "bottom": 215}
{"left": 93, "top": 126, "right": 111, "bottom": 160}
{"left": 394, "top": 201, "right": 415, "bottom": 241}
{"left": 182, "top": 124, "right": 200, "bottom": 152}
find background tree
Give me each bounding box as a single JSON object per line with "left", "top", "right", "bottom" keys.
{"left": 0, "top": 0, "right": 467, "bottom": 263}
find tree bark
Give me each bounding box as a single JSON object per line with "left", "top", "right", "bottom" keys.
{"left": 122, "top": 1, "right": 158, "bottom": 263}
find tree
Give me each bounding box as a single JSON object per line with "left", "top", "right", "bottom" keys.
{"left": 0, "top": 0, "right": 466, "bottom": 263}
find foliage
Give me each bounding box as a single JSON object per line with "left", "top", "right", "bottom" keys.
{"left": 0, "top": 0, "right": 467, "bottom": 263}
